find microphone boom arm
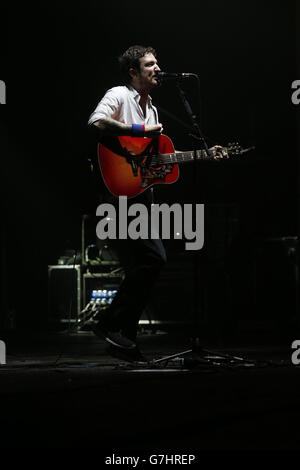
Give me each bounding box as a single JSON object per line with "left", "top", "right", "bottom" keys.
{"left": 175, "top": 80, "right": 209, "bottom": 154}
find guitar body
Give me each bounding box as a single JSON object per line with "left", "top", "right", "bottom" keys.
{"left": 98, "top": 134, "right": 179, "bottom": 198}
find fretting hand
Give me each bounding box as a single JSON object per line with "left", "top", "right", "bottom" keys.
{"left": 209, "top": 145, "right": 229, "bottom": 160}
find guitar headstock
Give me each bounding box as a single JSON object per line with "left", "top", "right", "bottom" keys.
{"left": 227, "top": 142, "right": 255, "bottom": 157}
{"left": 227, "top": 142, "right": 242, "bottom": 156}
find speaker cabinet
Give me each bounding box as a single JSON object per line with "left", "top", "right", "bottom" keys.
{"left": 48, "top": 265, "right": 81, "bottom": 327}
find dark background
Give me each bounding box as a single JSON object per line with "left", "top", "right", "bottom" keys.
{"left": 0, "top": 0, "right": 299, "bottom": 338}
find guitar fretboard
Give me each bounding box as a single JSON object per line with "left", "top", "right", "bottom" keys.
{"left": 149, "top": 149, "right": 216, "bottom": 165}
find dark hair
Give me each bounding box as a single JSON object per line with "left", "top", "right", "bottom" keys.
{"left": 118, "top": 45, "right": 157, "bottom": 83}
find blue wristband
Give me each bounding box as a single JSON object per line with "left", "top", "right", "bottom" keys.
{"left": 132, "top": 124, "right": 145, "bottom": 137}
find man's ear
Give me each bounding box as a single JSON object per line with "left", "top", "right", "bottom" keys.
{"left": 129, "top": 67, "right": 138, "bottom": 79}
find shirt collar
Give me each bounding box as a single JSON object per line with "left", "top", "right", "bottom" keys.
{"left": 128, "top": 85, "right": 152, "bottom": 104}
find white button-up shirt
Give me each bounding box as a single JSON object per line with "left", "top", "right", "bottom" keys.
{"left": 88, "top": 85, "right": 159, "bottom": 126}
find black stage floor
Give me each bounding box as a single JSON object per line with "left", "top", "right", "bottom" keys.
{"left": 0, "top": 326, "right": 300, "bottom": 456}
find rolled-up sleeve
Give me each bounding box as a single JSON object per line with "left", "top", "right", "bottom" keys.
{"left": 88, "top": 88, "right": 121, "bottom": 125}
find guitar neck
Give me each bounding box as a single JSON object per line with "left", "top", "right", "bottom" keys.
{"left": 151, "top": 148, "right": 220, "bottom": 165}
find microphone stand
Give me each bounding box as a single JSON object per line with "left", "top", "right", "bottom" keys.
{"left": 145, "top": 76, "right": 209, "bottom": 367}
{"left": 147, "top": 76, "right": 253, "bottom": 370}
{"left": 175, "top": 78, "right": 208, "bottom": 352}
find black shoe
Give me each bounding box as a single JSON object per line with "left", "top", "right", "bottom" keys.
{"left": 106, "top": 344, "right": 149, "bottom": 364}
{"left": 93, "top": 323, "right": 136, "bottom": 350}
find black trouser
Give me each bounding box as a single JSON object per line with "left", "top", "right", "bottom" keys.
{"left": 106, "top": 235, "right": 167, "bottom": 340}
{"left": 97, "top": 191, "right": 167, "bottom": 341}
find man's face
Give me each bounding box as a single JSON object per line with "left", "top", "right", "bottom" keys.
{"left": 132, "top": 53, "right": 161, "bottom": 90}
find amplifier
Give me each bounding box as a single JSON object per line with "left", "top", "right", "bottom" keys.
{"left": 48, "top": 265, "right": 81, "bottom": 327}
{"left": 229, "top": 236, "right": 300, "bottom": 344}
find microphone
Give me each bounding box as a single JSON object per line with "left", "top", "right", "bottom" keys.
{"left": 157, "top": 72, "right": 196, "bottom": 80}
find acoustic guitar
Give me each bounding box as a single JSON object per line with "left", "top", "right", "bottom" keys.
{"left": 97, "top": 134, "right": 248, "bottom": 198}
